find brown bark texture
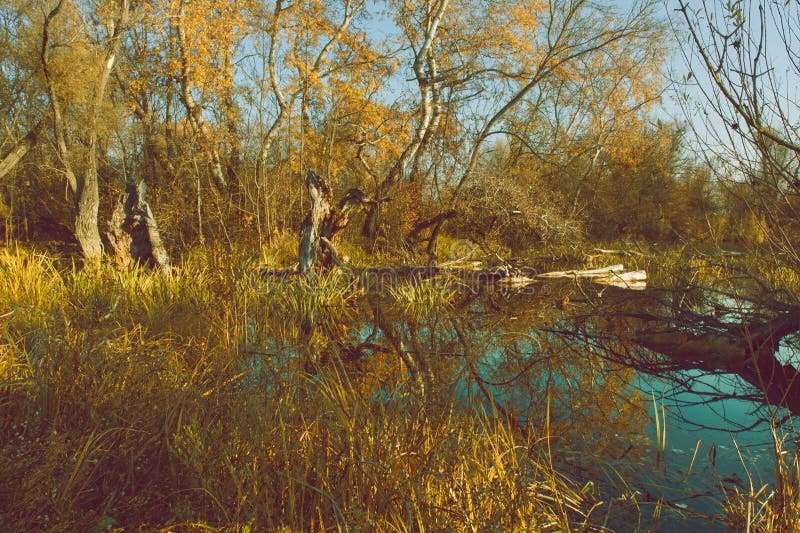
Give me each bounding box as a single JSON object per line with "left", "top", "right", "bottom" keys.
{"left": 298, "top": 170, "right": 374, "bottom": 274}
{"left": 107, "top": 180, "right": 170, "bottom": 273}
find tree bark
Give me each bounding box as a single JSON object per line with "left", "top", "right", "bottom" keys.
{"left": 0, "top": 120, "right": 44, "bottom": 180}
{"left": 298, "top": 170, "right": 374, "bottom": 274}
{"left": 74, "top": 165, "right": 104, "bottom": 260}
{"left": 298, "top": 171, "right": 334, "bottom": 275}
{"left": 107, "top": 180, "right": 170, "bottom": 273}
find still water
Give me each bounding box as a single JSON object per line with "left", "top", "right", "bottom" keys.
{"left": 249, "top": 272, "right": 797, "bottom": 531}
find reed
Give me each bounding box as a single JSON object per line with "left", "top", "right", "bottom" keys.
{"left": 651, "top": 393, "right": 667, "bottom": 470}
{"left": 388, "top": 277, "right": 456, "bottom": 318}
{"left": 722, "top": 428, "right": 800, "bottom": 532}
{"left": 1, "top": 246, "right": 603, "bottom": 531}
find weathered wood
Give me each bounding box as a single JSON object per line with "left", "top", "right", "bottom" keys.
{"left": 267, "top": 255, "right": 646, "bottom": 293}
{"left": 594, "top": 270, "right": 648, "bottom": 290}
{"left": 319, "top": 237, "right": 347, "bottom": 269}
{"left": 106, "top": 180, "right": 170, "bottom": 273}
{"left": 298, "top": 170, "right": 375, "bottom": 274}
{"left": 298, "top": 170, "right": 333, "bottom": 274}
{"left": 535, "top": 264, "right": 647, "bottom": 290}
{"left": 325, "top": 188, "right": 376, "bottom": 245}
{"left": 537, "top": 264, "right": 625, "bottom": 279}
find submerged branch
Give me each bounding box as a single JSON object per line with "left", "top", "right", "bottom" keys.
{"left": 634, "top": 308, "right": 800, "bottom": 416}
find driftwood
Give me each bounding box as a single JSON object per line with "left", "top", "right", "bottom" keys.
{"left": 298, "top": 170, "right": 376, "bottom": 274}
{"left": 593, "top": 270, "right": 647, "bottom": 290}
{"left": 537, "top": 264, "right": 625, "bottom": 278}
{"left": 106, "top": 180, "right": 170, "bottom": 273}
{"left": 535, "top": 264, "right": 647, "bottom": 290}
{"left": 267, "top": 252, "right": 646, "bottom": 292}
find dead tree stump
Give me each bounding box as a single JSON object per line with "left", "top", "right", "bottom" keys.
{"left": 298, "top": 170, "right": 375, "bottom": 275}
{"left": 107, "top": 180, "right": 170, "bottom": 273}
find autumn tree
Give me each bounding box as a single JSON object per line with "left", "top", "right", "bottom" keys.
{"left": 246, "top": 0, "right": 380, "bottom": 243}
{"left": 167, "top": 0, "right": 245, "bottom": 194}
{"left": 0, "top": 0, "right": 689, "bottom": 259}
{"left": 0, "top": 7, "right": 46, "bottom": 182}
{"left": 40, "top": 0, "right": 129, "bottom": 260}
{"left": 0, "top": 1, "right": 51, "bottom": 240}
{"left": 580, "top": 120, "right": 699, "bottom": 241}
{"left": 351, "top": 0, "right": 666, "bottom": 250}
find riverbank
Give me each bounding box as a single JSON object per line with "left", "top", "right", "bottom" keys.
{"left": 1, "top": 245, "right": 796, "bottom": 531}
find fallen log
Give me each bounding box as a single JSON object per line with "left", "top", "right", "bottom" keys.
{"left": 594, "top": 270, "right": 648, "bottom": 290}
{"left": 536, "top": 264, "right": 625, "bottom": 279}
{"left": 602, "top": 270, "right": 647, "bottom": 282}
{"left": 536, "top": 264, "right": 646, "bottom": 290}
{"left": 263, "top": 255, "right": 646, "bottom": 292}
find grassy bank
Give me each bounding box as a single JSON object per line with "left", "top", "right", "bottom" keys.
{"left": 0, "top": 247, "right": 601, "bottom": 531}
{"left": 2, "top": 245, "right": 798, "bottom": 531}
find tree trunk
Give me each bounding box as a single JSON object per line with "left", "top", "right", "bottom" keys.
{"left": 298, "top": 170, "right": 374, "bottom": 274}
{"left": 41, "top": 0, "right": 128, "bottom": 262}
{"left": 74, "top": 164, "right": 104, "bottom": 260}
{"left": 107, "top": 180, "right": 170, "bottom": 273}
{"left": 0, "top": 120, "right": 44, "bottom": 180}
{"left": 406, "top": 209, "right": 457, "bottom": 255}
{"left": 298, "top": 171, "right": 333, "bottom": 275}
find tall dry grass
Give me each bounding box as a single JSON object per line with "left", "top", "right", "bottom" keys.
{"left": 0, "top": 246, "right": 602, "bottom": 531}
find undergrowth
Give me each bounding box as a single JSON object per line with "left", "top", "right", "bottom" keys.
{"left": 0, "top": 246, "right": 604, "bottom": 531}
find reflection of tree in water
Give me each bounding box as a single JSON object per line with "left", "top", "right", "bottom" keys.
{"left": 547, "top": 264, "right": 800, "bottom": 432}
{"left": 253, "top": 257, "right": 799, "bottom": 445}
{"left": 249, "top": 268, "right": 799, "bottom": 526}
{"left": 275, "top": 278, "right": 652, "bottom": 483}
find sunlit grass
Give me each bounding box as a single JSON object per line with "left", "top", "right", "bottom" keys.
{"left": 0, "top": 246, "right": 609, "bottom": 531}
{"left": 388, "top": 277, "right": 456, "bottom": 318}
{"left": 258, "top": 229, "right": 298, "bottom": 268}
{"left": 5, "top": 244, "right": 797, "bottom": 530}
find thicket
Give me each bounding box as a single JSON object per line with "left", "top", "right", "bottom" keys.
{"left": 0, "top": 0, "right": 740, "bottom": 264}
{"left": 1, "top": 120, "right": 736, "bottom": 262}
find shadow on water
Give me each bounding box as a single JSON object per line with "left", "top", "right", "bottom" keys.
{"left": 245, "top": 268, "right": 798, "bottom": 531}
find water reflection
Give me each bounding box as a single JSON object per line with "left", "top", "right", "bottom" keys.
{"left": 245, "top": 271, "right": 796, "bottom": 530}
